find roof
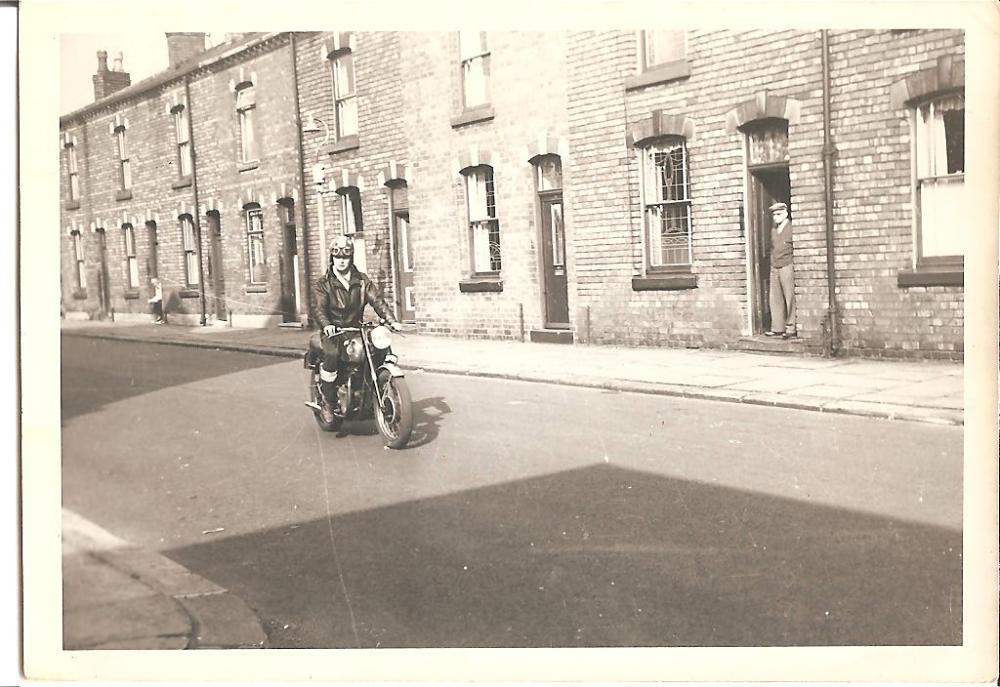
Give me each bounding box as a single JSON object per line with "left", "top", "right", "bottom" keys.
{"left": 59, "top": 32, "right": 283, "bottom": 125}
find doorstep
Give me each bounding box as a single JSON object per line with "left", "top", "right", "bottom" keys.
{"left": 529, "top": 329, "right": 575, "bottom": 344}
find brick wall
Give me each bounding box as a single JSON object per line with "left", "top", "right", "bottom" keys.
{"left": 399, "top": 31, "right": 570, "bottom": 340}
{"left": 568, "top": 30, "right": 831, "bottom": 349}
{"left": 294, "top": 31, "right": 406, "bottom": 321}
{"left": 59, "top": 30, "right": 966, "bottom": 358}
{"left": 565, "top": 29, "right": 964, "bottom": 358}
{"left": 827, "top": 29, "right": 964, "bottom": 358}
{"left": 189, "top": 35, "right": 304, "bottom": 323}
{"left": 60, "top": 35, "right": 307, "bottom": 325}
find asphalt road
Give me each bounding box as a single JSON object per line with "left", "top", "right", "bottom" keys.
{"left": 61, "top": 336, "right": 963, "bottom": 648}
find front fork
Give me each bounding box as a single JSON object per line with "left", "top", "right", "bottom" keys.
{"left": 362, "top": 339, "right": 403, "bottom": 411}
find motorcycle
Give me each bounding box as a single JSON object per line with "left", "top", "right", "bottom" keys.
{"left": 303, "top": 321, "right": 414, "bottom": 449}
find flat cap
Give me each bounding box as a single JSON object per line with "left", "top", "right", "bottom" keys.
{"left": 768, "top": 201, "right": 788, "bottom": 212}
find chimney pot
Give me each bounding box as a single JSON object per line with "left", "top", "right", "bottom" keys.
{"left": 92, "top": 49, "right": 131, "bottom": 101}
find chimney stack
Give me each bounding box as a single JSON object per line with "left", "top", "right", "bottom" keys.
{"left": 165, "top": 32, "right": 208, "bottom": 68}
{"left": 92, "top": 50, "right": 131, "bottom": 101}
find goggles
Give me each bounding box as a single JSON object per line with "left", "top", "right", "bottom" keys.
{"left": 330, "top": 247, "right": 353, "bottom": 258}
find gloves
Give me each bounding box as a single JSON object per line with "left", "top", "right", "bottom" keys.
{"left": 323, "top": 325, "right": 337, "bottom": 337}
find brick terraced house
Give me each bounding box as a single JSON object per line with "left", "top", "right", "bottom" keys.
{"left": 60, "top": 32, "right": 309, "bottom": 327}
{"left": 61, "top": 30, "right": 965, "bottom": 359}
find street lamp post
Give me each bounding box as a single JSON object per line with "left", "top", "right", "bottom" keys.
{"left": 303, "top": 114, "right": 330, "bottom": 274}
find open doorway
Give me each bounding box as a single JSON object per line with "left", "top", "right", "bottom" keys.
{"left": 747, "top": 167, "right": 790, "bottom": 334}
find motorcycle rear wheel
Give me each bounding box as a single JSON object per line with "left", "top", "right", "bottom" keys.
{"left": 374, "top": 370, "right": 413, "bottom": 449}
{"left": 308, "top": 370, "right": 342, "bottom": 432}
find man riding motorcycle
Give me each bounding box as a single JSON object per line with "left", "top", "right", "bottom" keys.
{"left": 311, "top": 235, "right": 401, "bottom": 420}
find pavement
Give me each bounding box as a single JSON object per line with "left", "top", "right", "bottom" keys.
{"left": 58, "top": 317, "right": 965, "bottom": 651}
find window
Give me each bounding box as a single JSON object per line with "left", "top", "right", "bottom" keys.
{"left": 245, "top": 206, "right": 267, "bottom": 284}
{"left": 66, "top": 141, "right": 80, "bottom": 201}
{"left": 71, "top": 230, "right": 86, "bottom": 289}
{"left": 459, "top": 31, "right": 490, "bottom": 109}
{"left": 115, "top": 125, "right": 131, "bottom": 189}
{"left": 464, "top": 166, "right": 501, "bottom": 273}
{"left": 122, "top": 224, "right": 139, "bottom": 289}
{"left": 641, "top": 137, "right": 692, "bottom": 269}
{"left": 235, "top": 84, "right": 259, "bottom": 162}
{"left": 172, "top": 104, "right": 192, "bottom": 177}
{"left": 640, "top": 30, "right": 686, "bottom": 70}
{"left": 180, "top": 215, "right": 200, "bottom": 287}
{"left": 338, "top": 186, "right": 363, "bottom": 235}
{"left": 330, "top": 51, "right": 358, "bottom": 139}
{"left": 914, "top": 92, "right": 964, "bottom": 265}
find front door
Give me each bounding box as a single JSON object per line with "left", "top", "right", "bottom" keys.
{"left": 393, "top": 211, "right": 415, "bottom": 322}
{"left": 540, "top": 194, "right": 569, "bottom": 326}
{"left": 748, "top": 167, "right": 790, "bottom": 334}
{"left": 206, "top": 212, "right": 227, "bottom": 321}
{"left": 278, "top": 203, "right": 298, "bottom": 323}
{"left": 96, "top": 228, "right": 110, "bottom": 318}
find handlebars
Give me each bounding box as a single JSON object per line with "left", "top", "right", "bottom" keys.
{"left": 322, "top": 321, "right": 406, "bottom": 338}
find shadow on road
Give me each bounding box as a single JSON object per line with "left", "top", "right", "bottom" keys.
{"left": 61, "top": 335, "right": 287, "bottom": 422}
{"left": 166, "top": 463, "right": 961, "bottom": 649}
{"left": 406, "top": 396, "right": 452, "bottom": 449}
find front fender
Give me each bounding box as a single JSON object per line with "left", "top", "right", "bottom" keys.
{"left": 378, "top": 362, "right": 405, "bottom": 378}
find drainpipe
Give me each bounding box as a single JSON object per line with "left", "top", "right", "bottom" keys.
{"left": 289, "top": 31, "right": 313, "bottom": 326}
{"left": 821, "top": 30, "right": 840, "bottom": 356}
{"left": 184, "top": 76, "right": 208, "bottom": 326}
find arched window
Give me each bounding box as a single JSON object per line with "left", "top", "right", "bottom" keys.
{"left": 71, "top": 229, "right": 87, "bottom": 290}
{"left": 459, "top": 31, "right": 490, "bottom": 109}
{"left": 64, "top": 137, "right": 80, "bottom": 202}
{"left": 122, "top": 223, "right": 139, "bottom": 289}
{"left": 329, "top": 47, "right": 357, "bottom": 139}
{"left": 179, "top": 214, "right": 200, "bottom": 287}
{"left": 244, "top": 203, "right": 267, "bottom": 284}
{"left": 640, "top": 136, "right": 692, "bottom": 269}
{"left": 913, "top": 92, "right": 964, "bottom": 265}
{"left": 235, "top": 83, "right": 258, "bottom": 162}
{"left": 463, "top": 165, "right": 501, "bottom": 273}
{"left": 114, "top": 124, "right": 131, "bottom": 190}
{"left": 171, "top": 103, "right": 192, "bottom": 178}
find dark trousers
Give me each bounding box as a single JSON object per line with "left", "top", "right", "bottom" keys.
{"left": 151, "top": 301, "right": 163, "bottom": 322}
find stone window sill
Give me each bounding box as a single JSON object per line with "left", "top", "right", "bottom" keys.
{"left": 246, "top": 284, "right": 268, "bottom": 294}
{"left": 123, "top": 289, "right": 140, "bottom": 300}
{"left": 238, "top": 160, "right": 260, "bottom": 173}
{"left": 65, "top": 200, "right": 81, "bottom": 211}
{"left": 897, "top": 269, "right": 963, "bottom": 288}
{"left": 172, "top": 176, "right": 192, "bottom": 190}
{"left": 72, "top": 288, "right": 87, "bottom": 300}
{"left": 325, "top": 136, "right": 360, "bottom": 155}
{"left": 632, "top": 272, "right": 698, "bottom": 291}
{"left": 625, "top": 59, "right": 692, "bottom": 91}
{"left": 115, "top": 189, "right": 133, "bottom": 201}
{"left": 179, "top": 288, "right": 201, "bottom": 299}
{"left": 451, "top": 105, "right": 495, "bottom": 129}
{"left": 458, "top": 277, "right": 503, "bottom": 293}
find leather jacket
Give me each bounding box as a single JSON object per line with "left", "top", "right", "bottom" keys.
{"left": 313, "top": 265, "right": 396, "bottom": 329}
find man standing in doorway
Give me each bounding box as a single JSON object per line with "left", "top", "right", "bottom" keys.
{"left": 766, "top": 201, "right": 796, "bottom": 339}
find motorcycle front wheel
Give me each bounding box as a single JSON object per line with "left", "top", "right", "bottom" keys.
{"left": 374, "top": 370, "right": 413, "bottom": 449}
{"left": 308, "top": 370, "right": 342, "bottom": 432}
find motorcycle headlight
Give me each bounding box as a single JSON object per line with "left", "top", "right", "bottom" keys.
{"left": 370, "top": 325, "right": 392, "bottom": 350}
